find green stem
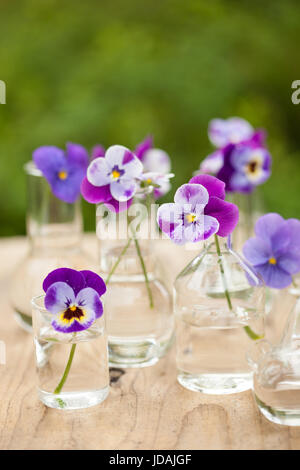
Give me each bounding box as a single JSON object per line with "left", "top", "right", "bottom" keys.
{"left": 54, "top": 343, "right": 77, "bottom": 395}
{"left": 133, "top": 237, "right": 154, "bottom": 309}
{"left": 105, "top": 237, "right": 132, "bottom": 285}
{"left": 214, "top": 235, "right": 262, "bottom": 341}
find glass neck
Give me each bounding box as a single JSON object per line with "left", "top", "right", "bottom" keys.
{"left": 206, "top": 235, "right": 229, "bottom": 254}
{"left": 280, "top": 297, "right": 300, "bottom": 347}
{"left": 25, "top": 162, "right": 83, "bottom": 252}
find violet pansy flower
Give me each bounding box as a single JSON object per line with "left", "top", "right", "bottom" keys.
{"left": 208, "top": 117, "right": 254, "bottom": 148}
{"left": 157, "top": 175, "right": 239, "bottom": 244}
{"left": 135, "top": 136, "right": 171, "bottom": 175}
{"left": 43, "top": 268, "right": 106, "bottom": 333}
{"left": 33, "top": 143, "right": 89, "bottom": 203}
{"left": 243, "top": 213, "right": 300, "bottom": 289}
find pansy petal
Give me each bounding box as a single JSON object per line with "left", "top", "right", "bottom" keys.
{"left": 45, "top": 282, "right": 75, "bottom": 314}
{"left": 76, "top": 287, "right": 103, "bottom": 319}
{"left": 174, "top": 184, "right": 209, "bottom": 207}
{"left": 105, "top": 145, "right": 129, "bottom": 167}
{"left": 255, "top": 263, "right": 292, "bottom": 289}
{"left": 110, "top": 180, "right": 136, "bottom": 202}
{"left": 199, "top": 150, "right": 224, "bottom": 175}
{"left": 255, "top": 213, "right": 285, "bottom": 242}
{"left": 87, "top": 157, "right": 111, "bottom": 187}
{"left": 229, "top": 171, "right": 253, "bottom": 193}
{"left": 286, "top": 219, "right": 300, "bottom": 254}
{"left": 33, "top": 146, "right": 66, "bottom": 178}
{"left": 91, "top": 144, "right": 106, "bottom": 159}
{"left": 80, "top": 270, "right": 106, "bottom": 297}
{"left": 52, "top": 306, "right": 95, "bottom": 333}
{"left": 189, "top": 174, "right": 226, "bottom": 200}
{"left": 184, "top": 215, "right": 219, "bottom": 242}
{"left": 271, "top": 221, "right": 292, "bottom": 258}
{"left": 66, "top": 142, "right": 89, "bottom": 169}
{"left": 50, "top": 165, "right": 85, "bottom": 203}
{"left": 43, "top": 268, "right": 85, "bottom": 296}
{"left": 142, "top": 149, "right": 171, "bottom": 174}
{"left": 204, "top": 196, "right": 239, "bottom": 237}
{"left": 81, "top": 177, "right": 112, "bottom": 203}
{"left": 104, "top": 198, "right": 133, "bottom": 213}
{"left": 277, "top": 253, "right": 300, "bottom": 275}
{"left": 208, "top": 117, "right": 253, "bottom": 148}
{"left": 135, "top": 136, "right": 153, "bottom": 160}
{"left": 243, "top": 237, "right": 271, "bottom": 265}
{"left": 157, "top": 203, "right": 183, "bottom": 235}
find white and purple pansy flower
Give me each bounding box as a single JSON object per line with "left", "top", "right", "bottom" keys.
{"left": 243, "top": 213, "right": 300, "bottom": 289}
{"left": 33, "top": 143, "right": 89, "bottom": 204}
{"left": 135, "top": 136, "right": 171, "bottom": 175}
{"left": 43, "top": 268, "right": 106, "bottom": 334}
{"left": 216, "top": 132, "right": 271, "bottom": 193}
{"left": 81, "top": 145, "right": 143, "bottom": 210}
{"left": 138, "top": 172, "right": 174, "bottom": 199}
{"left": 157, "top": 175, "right": 239, "bottom": 244}
{"left": 208, "top": 117, "right": 254, "bottom": 148}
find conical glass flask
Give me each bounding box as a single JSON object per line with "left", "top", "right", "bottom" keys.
{"left": 251, "top": 297, "right": 300, "bottom": 426}
{"left": 174, "top": 235, "right": 265, "bottom": 395}
{"left": 97, "top": 198, "right": 173, "bottom": 368}
{"left": 10, "top": 162, "right": 96, "bottom": 332}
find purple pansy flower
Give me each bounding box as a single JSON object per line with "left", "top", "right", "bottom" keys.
{"left": 216, "top": 132, "right": 271, "bottom": 193}
{"left": 43, "top": 268, "right": 106, "bottom": 333}
{"left": 33, "top": 143, "right": 89, "bottom": 203}
{"left": 208, "top": 117, "right": 254, "bottom": 148}
{"left": 135, "top": 136, "right": 171, "bottom": 174}
{"left": 157, "top": 175, "right": 239, "bottom": 244}
{"left": 243, "top": 213, "right": 300, "bottom": 289}
{"left": 81, "top": 145, "right": 143, "bottom": 212}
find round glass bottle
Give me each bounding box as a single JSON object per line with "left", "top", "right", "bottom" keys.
{"left": 10, "top": 162, "right": 96, "bottom": 332}
{"left": 174, "top": 235, "right": 265, "bottom": 395}
{"left": 251, "top": 296, "right": 300, "bottom": 426}
{"left": 97, "top": 199, "right": 173, "bottom": 368}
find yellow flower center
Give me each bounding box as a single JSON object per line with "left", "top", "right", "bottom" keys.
{"left": 269, "top": 257, "right": 277, "bottom": 265}
{"left": 186, "top": 213, "right": 197, "bottom": 224}
{"left": 111, "top": 170, "right": 121, "bottom": 179}
{"left": 58, "top": 170, "right": 68, "bottom": 180}
{"left": 70, "top": 305, "right": 77, "bottom": 311}
{"left": 146, "top": 178, "right": 152, "bottom": 184}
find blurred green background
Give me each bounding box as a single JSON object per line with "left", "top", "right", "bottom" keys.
{"left": 0, "top": 0, "right": 299, "bottom": 236}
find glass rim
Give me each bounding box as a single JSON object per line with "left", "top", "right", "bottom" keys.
{"left": 31, "top": 294, "right": 47, "bottom": 312}
{"left": 24, "top": 161, "right": 43, "bottom": 177}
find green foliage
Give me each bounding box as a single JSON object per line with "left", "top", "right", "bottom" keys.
{"left": 0, "top": 0, "right": 299, "bottom": 236}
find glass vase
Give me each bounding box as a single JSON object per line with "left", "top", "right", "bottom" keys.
{"left": 174, "top": 235, "right": 265, "bottom": 395}
{"left": 32, "top": 295, "right": 109, "bottom": 410}
{"left": 227, "top": 191, "right": 264, "bottom": 252}
{"left": 250, "top": 296, "right": 300, "bottom": 426}
{"left": 97, "top": 200, "right": 173, "bottom": 368}
{"left": 10, "top": 162, "right": 96, "bottom": 332}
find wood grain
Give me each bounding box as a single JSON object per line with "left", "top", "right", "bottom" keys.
{"left": 0, "top": 235, "right": 299, "bottom": 450}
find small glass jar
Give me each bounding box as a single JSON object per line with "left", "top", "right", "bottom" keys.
{"left": 10, "top": 162, "right": 95, "bottom": 332}
{"left": 174, "top": 236, "right": 265, "bottom": 395}
{"left": 32, "top": 295, "right": 109, "bottom": 410}
{"left": 250, "top": 297, "right": 300, "bottom": 426}
{"left": 97, "top": 199, "right": 174, "bottom": 368}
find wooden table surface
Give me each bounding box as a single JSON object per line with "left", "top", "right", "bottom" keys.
{"left": 0, "top": 235, "right": 299, "bottom": 450}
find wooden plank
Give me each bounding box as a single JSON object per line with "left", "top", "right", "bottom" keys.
{"left": 0, "top": 236, "right": 299, "bottom": 450}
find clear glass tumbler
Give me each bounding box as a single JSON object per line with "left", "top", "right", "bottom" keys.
{"left": 174, "top": 236, "right": 265, "bottom": 395}
{"left": 32, "top": 295, "right": 109, "bottom": 410}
